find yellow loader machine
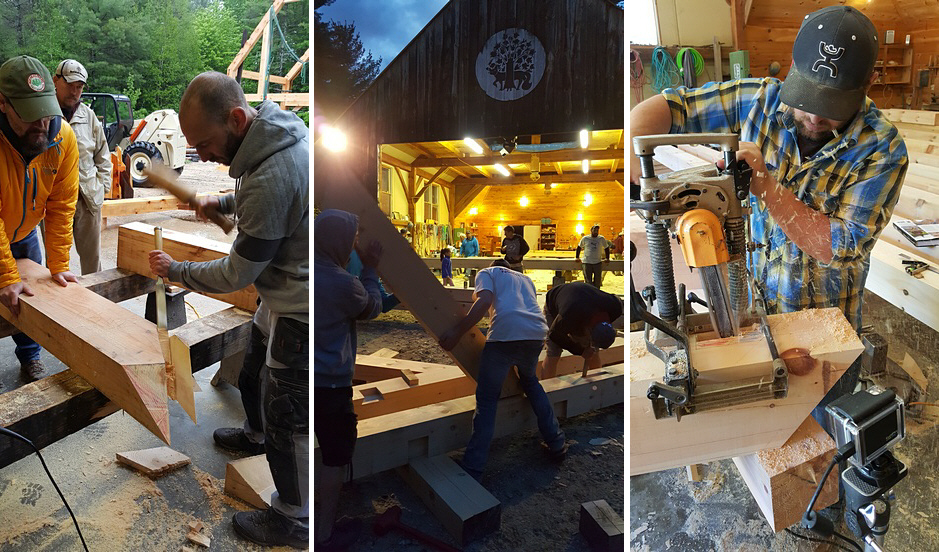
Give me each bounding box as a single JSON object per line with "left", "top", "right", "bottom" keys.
{"left": 81, "top": 93, "right": 188, "bottom": 198}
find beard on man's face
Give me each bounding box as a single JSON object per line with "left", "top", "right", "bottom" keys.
{"left": 20, "top": 129, "right": 49, "bottom": 158}
{"left": 794, "top": 118, "right": 834, "bottom": 147}
{"left": 216, "top": 130, "right": 242, "bottom": 166}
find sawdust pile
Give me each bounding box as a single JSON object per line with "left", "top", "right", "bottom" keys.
{"left": 769, "top": 308, "right": 858, "bottom": 354}
{"left": 756, "top": 432, "right": 831, "bottom": 475}
{"left": 190, "top": 466, "right": 250, "bottom": 521}
{"left": 689, "top": 467, "right": 725, "bottom": 502}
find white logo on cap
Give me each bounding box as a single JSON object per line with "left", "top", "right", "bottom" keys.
{"left": 812, "top": 41, "right": 845, "bottom": 77}
{"left": 27, "top": 73, "right": 44, "bottom": 91}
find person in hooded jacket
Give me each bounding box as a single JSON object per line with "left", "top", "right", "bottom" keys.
{"left": 147, "top": 72, "right": 309, "bottom": 548}
{"left": 313, "top": 209, "right": 382, "bottom": 550}
{"left": 0, "top": 55, "right": 80, "bottom": 382}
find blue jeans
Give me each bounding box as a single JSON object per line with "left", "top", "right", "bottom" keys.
{"left": 9, "top": 229, "right": 42, "bottom": 363}
{"left": 463, "top": 340, "right": 565, "bottom": 477}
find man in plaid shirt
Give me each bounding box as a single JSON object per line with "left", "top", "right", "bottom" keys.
{"left": 630, "top": 6, "right": 908, "bottom": 431}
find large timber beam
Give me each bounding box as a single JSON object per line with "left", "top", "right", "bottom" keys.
{"left": 451, "top": 171, "right": 624, "bottom": 186}
{"left": 0, "top": 268, "right": 154, "bottom": 338}
{"left": 0, "top": 259, "right": 171, "bottom": 443}
{"left": 317, "top": 163, "right": 487, "bottom": 383}
{"left": 411, "top": 148, "right": 625, "bottom": 168}
{"left": 117, "top": 222, "right": 259, "bottom": 312}
{"left": 0, "top": 306, "right": 253, "bottom": 468}
{"left": 102, "top": 193, "right": 227, "bottom": 220}
{"left": 630, "top": 308, "right": 864, "bottom": 475}
{"left": 319, "top": 365, "right": 624, "bottom": 479}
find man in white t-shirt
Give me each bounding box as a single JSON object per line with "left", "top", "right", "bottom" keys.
{"left": 439, "top": 259, "right": 567, "bottom": 481}
{"left": 576, "top": 224, "right": 611, "bottom": 289}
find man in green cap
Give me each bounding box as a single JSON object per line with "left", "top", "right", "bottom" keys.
{"left": 0, "top": 55, "right": 80, "bottom": 381}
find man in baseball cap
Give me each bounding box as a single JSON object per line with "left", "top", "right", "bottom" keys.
{"left": 0, "top": 55, "right": 79, "bottom": 381}
{"left": 628, "top": 6, "right": 907, "bottom": 436}
{"left": 54, "top": 59, "right": 111, "bottom": 276}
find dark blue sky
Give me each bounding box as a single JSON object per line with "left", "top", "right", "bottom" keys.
{"left": 316, "top": 0, "right": 450, "bottom": 71}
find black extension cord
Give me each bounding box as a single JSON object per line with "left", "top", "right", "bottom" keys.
{"left": 0, "top": 426, "right": 89, "bottom": 551}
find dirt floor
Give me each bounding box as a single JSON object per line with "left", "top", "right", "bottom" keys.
{"left": 330, "top": 300, "right": 625, "bottom": 552}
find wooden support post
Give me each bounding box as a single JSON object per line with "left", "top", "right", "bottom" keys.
{"left": 397, "top": 455, "right": 501, "bottom": 545}
{"left": 0, "top": 259, "right": 171, "bottom": 443}
{"left": 579, "top": 500, "right": 624, "bottom": 552}
{"left": 630, "top": 308, "right": 864, "bottom": 475}
{"left": 118, "top": 222, "right": 258, "bottom": 311}
{"left": 732, "top": 415, "right": 839, "bottom": 532}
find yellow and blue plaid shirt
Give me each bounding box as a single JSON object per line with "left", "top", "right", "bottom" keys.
{"left": 662, "top": 78, "right": 908, "bottom": 330}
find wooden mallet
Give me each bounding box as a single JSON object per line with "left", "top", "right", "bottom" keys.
{"left": 143, "top": 164, "right": 235, "bottom": 234}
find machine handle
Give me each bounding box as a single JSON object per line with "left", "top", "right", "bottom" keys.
{"left": 633, "top": 133, "right": 740, "bottom": 156}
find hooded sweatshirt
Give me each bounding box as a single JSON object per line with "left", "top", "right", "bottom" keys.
{"left": 314, "top": 210, "right": 382, "bottom": 388}
{"left": 167, "top": 101, "right": 308, "bottom": 322}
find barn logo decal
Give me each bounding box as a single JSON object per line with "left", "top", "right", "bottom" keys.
{"left": 475, "top": 28, "right": 545, "bottom": 101}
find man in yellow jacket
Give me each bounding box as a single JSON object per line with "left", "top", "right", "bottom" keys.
{"left": 0, "top": 55, "right": 79, "bottom": 381}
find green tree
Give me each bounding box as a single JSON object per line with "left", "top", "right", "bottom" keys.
{"left": 314, "top": 3, "right": 380, "bottom": 120}
{"left": 194, "top": 2, "right": 241, "bottom": 73}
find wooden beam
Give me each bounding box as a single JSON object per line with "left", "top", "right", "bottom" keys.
{"left": 318, "top": 166, "right": 487, "bottom": 382}
{"left": 1, "top": 259, "right": 171, "bottom": 443}
{"left": 169, "top": 307, "right": 253, "bottom": 371}
{"left": 411, "top": 148, "right": 625, "bottom": 168}
{"left": 353, "top": 363, "right": 475, "bottom": 420}
{"left": 102, "top": 193, "right": 227, "bottom": 219}
{"left": 630, "top": 308, "right": 864, "bottom": 475}
{"left": 579, "top": 500, "right": 624, "bottom": 552}
{"left": 0, "top": 303, "right": 251, "bottom": 468}
{"left": 420, "top": 256, "right": 625, "bottom": 271}
{"left": 454, "top": 184, "right": 488, "bottom": 217}
{"left": 332, "top": 365, "right": 624, "bottom": 479}
{"left": 227, "top": 0, "right": 291, "bottom": 77}
{"left": 397, "top": 455, "right": 501, "bottom": 545}
{"left": 867, "top": 238, "right": 939, "bottom": 332}
{"left": 730, "top": 0, "right": 745, "bottom": 51}
{"left": 283, "top": 49, "right": 310, "bottom": 87}
{"left": 732, "top": 415, "right": 839, "bottom": 532}
{"left": 413, "top": 167, "right": 448, "bottom": 201}
{"left": 117, "top": 222, "right": 259, "bottom": 312}
{"left": 451, "top": 171, "right": 624, "bottom": 186}
{"left": 243, "top": 93, "right": 309, "bottom": 106}
{"left": 239, "top": 70, "right": 288, "bottom": 86}
{"left": 0, "top": 370, "right": 118, "bottom": 469}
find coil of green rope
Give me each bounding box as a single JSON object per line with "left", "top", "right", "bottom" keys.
{"left": 676, "top": 47, "right": 704, "bottom": 76}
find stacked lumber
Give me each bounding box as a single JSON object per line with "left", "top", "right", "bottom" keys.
{"left": 867, "top": 110, "right": 939, "bottom": 331}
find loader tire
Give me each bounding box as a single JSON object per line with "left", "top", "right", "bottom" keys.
{"left": 123, "top": 141, "right": 163, "bottom": 188}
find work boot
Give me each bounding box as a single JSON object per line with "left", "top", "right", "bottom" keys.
{"left": 233, "top": 507, "right": 310, "bottom": 549}
{"left": 315, "top": 517, "right": 363, "bottom": 552}
{"left": 542, "top": 441, "right": 569, "bottom": 463}
{"left": 212, "top": 427, "right": 265, "bottom": 454}
{"left": 20, "top": 359, "right": 45, "bottom": 382}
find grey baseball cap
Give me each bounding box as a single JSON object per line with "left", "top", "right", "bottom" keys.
{"left": 55, "top": 59, "right": 88, "bottom": 83}
{"left": 779, "top": 6, "right": 879, "bottom": 121}
{"left": 0, "top": 56, "right": 62, "bottom": 122}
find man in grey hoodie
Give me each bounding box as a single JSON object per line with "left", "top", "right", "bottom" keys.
{"left": 313, "top": 209, "right": 382, "bottom": 550}
{"left": 148, "top": 72, "right": 309, "bottom": 548}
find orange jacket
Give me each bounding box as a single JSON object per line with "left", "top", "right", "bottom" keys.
{"left": 0, "top": 121, "right": 79, "bottom": 287}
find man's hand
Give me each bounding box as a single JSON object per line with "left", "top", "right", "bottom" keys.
{"left": 0, "top": 281, "right": 33, "bottom": 317}
{"left": 438, "top": 326, "right": 464, "bottom": 351}
{"left": 575, "top": 257, "right": 582, "bottom": 263}
{"left": 716, "top": 141, "right": 772, "bottom": 199}
{"left": 148, "top": 250, "right": 175, "bottom": 278}
{"left": 355, "top": 239, "right": 383, "bottom": 269}
{"left": 51, "top": 271, "right": 78, "bottom": 287}
{"left": 188, "top": 195, "right": 223, "bottom": 222}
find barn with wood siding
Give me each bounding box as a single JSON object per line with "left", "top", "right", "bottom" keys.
{"left": 315, "top": 0, "right": 625, "bottom": 257}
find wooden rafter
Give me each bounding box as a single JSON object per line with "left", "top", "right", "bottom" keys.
{"left": 411, "top": 148, "right": 625, "bottom": 168}
{"left": 283, "top": 49, "right": 310, "bottom": 91}
{"left": 413, "top": 167, "right": 448, "bottom": 201}
{"left": 454, "top": 184, "right": 488, "bottom": 217}
{"left": 452, "top": 170, "right": 624, "bottom": 186}
{"left": 227, "top": 0, "right": 299, "bottom": 76}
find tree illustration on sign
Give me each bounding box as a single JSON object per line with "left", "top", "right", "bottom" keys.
{"left": 486, "top": 31, "right": 537, "bottom": 91}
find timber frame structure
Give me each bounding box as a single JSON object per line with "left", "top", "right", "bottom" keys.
{"left": 0, "top": 224, "right": 255, "bottom": 468}
{"left": 227, "top": 0, "right": 309, "bottom": 110}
